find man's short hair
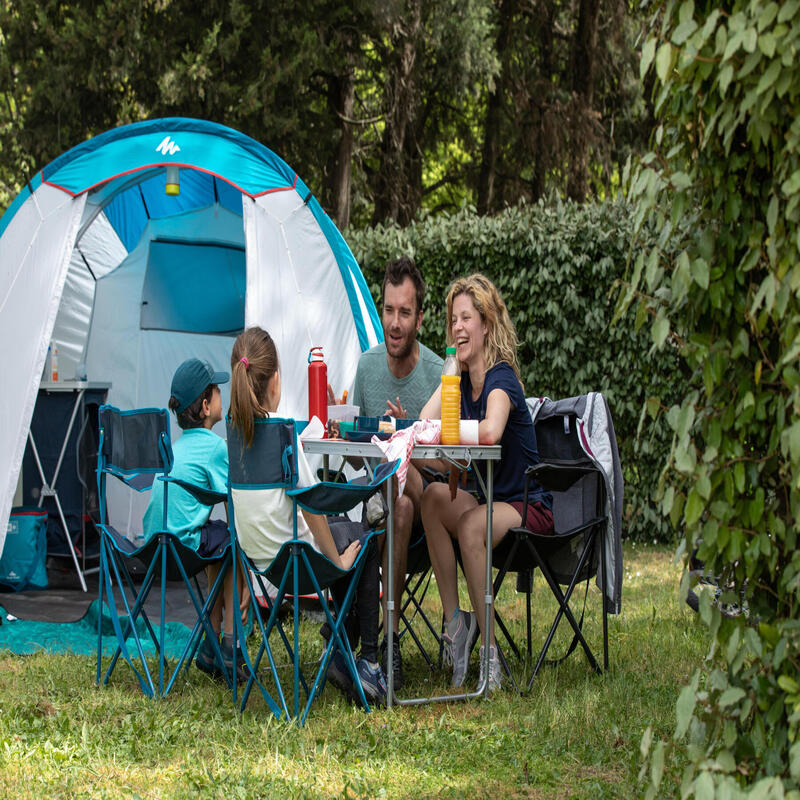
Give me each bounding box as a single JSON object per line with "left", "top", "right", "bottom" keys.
{"left": 383, "top": 256, "right": 425, "bottom": 315}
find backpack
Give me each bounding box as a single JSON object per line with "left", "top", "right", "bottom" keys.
{"left": 0, "top": 507, "right": 49, "bottom": 591}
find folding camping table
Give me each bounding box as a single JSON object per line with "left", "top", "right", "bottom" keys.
{"left": 303, "top": 437, "right": 501, "bottom": 708}
{"left": 27, "top": 380, "right": 111, "bottom": 592}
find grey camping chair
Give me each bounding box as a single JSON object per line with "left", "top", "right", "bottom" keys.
{"left": 491, "top": 393, "right": 623, "bottom": 691}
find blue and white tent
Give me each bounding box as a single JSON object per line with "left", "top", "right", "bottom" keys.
{"left": 0, "top": 118, "right": 382, "bottom": 552}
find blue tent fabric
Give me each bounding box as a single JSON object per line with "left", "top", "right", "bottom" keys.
{"left": 41, "top": 118, "right": 297, "bottom": 198}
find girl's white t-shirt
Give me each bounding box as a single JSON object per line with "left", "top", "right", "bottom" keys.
{"left": 231, "top": 440, "right": 320, "bottom": 570}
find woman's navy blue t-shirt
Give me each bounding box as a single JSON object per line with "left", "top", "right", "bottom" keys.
{"left": 461, "top": 362, "right": 552, "bottom": 509}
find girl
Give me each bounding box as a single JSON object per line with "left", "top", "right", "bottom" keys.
{"left": 228, "top": 326, "right": 386, "bottom": 705}
{"left": 420, "top": 274, "right": 554, "bottom": 692}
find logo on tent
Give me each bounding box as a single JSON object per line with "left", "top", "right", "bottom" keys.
{"left": 155, "top": 136, "right": 181, "bottom": 156}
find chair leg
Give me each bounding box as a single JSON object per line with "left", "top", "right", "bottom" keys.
{"left": 527, "top": 534, "right": 601, "bottom": 690}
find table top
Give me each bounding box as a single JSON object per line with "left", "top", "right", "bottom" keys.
{"left": 38, "top": 381, "right": 112, "bottom": 391}
{"left": 302, "top": 437, "right": 501, "bottom": 461}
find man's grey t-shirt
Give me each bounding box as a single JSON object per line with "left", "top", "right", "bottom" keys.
{"left": 351, "top": 342, "right": 443, "bottom": 418}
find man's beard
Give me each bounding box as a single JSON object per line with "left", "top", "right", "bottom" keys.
{"left": 385, "top": 332, "right": 414, "bottom": 360}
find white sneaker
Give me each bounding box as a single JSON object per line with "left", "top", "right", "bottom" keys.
{"left": 478, "top": 644, "right": 502, "bottom": 693}
{"left": 442, "top": 610, "right": 479, "bottom": 688}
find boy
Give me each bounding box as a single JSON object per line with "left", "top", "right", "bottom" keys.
{"left": 142, "top": 357, "right": 240, "bottom": 679}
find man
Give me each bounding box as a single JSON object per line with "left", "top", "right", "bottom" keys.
{"left": 335, "top": 257, "right": 442, "bottom": 689}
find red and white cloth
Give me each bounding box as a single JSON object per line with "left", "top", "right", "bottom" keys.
{"left": 372, "top": 419, "right": 441, "bottom": 496}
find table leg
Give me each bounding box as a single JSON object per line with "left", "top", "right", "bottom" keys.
{"left": 386, "top": 481, "right": 395, "bottom": 708}
{"left": 481, "top": 459, "right": 494, "bottom": 697}
{"left": 27, "top": 389, "right": 89, "bottom": 592}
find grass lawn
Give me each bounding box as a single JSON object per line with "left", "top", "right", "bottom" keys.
{"left": 0, "top": 542, "right": 706, "bottom": 799}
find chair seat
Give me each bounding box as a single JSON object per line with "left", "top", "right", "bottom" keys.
{"left": 100, "top": 524, "right": 229, "bottom": 582}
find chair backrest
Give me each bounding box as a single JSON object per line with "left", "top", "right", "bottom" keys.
{"left": 226, "top": 417, "right": 298, "bottom": 490}
{"left": 98, "top": 405, "right": 173, "bottom": 477}
{"left": 97, "top": 405, "right": 173, "bottom": 524}
{"left": 529, "top": 393, "right": 623, "bottom": 614}
{"left": 533, "top": 413, "right": 602, "bottom": 537}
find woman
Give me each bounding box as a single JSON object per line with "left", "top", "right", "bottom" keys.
{"left": 420, "top": 274, "right": 554, "bottom": 692}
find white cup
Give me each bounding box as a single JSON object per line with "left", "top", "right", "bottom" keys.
{"left": 459, "top": 419, "right": 479, "bottom": 445}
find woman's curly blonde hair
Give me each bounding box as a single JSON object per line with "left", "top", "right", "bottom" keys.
{"left": 445, "top": 273, "right": 523, "bottom": 390}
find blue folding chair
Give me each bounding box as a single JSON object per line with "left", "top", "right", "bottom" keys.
{"left": 227, "top": 417, "right": 399, "bottom": 724}
{"left": 95, "top": 405, "right": 232, "bottom": 698}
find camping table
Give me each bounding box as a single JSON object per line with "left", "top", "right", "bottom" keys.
{"left": 302, "top": 437, "right": 501, "bottom": 708}
{"left": 27, "top": 381, "right": 111, "bottom": 592}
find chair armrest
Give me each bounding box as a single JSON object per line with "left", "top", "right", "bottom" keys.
{"left": 105, "top": 466, "right": 156, "bottom": 492}
{"left": 289, "top": 459, "right": 400, "bottom": 514}
{"left": 526, "top": 462, "right": 602, "bottom": 493}
{"left": 160, "top": 476, "right": 227, "bottom": 506}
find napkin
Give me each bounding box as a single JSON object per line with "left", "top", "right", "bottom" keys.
{"left": 372, "top": 419, "right": 441, "bottom": 496}
{"left": 299, "top": 416, "right": 326, "bottom": 441}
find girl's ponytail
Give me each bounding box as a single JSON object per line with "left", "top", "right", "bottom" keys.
{"left": 229, "top": 327, "right": 278, "bottom": 446}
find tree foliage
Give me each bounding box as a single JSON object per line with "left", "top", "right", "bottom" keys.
{"left": 348, "top": 200, "right": 686, "bottom": 543}
{"left": 625, "top": 0, "right": 800, "bottom": 793}
{"left": 0, "top": 0, "right": 649, "bottom": 224}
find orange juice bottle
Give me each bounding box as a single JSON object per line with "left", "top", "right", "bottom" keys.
{"left": 440, "top": 346, "right": 461, "bottom": 445}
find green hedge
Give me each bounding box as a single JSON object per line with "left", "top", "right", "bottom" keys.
{"left": 347, "top": 201, "right": 687, "bottom": 542}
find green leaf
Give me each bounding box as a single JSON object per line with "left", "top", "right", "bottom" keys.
{"left": 672, "top": 19, "right": 698, "bottom": 46}
{"left": 655, "top": 43, "right": 673, "bottom": 82}
{"left": 671, "top": 171, "right": 692, "bottom": 190}
{"left": 652, "top": 316, "right": 670, "bottom": 348}
{"left": 734, "top": 462, "right": 745, "bottom": 493}
{"left": 641, "top": 38, "right": 657, "bottom": 79}
{"left": 650, "top": 740, "right": 665, "bottom": 788}
{"left": 719, "top": 63, "right": 734, "bottom": 95}
{"left": 778, "top": 675, "right": 799, "bottom": 694}
{"left": 694, "top": 770, "right": 714, "bottom": 800}
{"left": 675, "top": 682, "right": 697, "bottom": 738}
{"left": 685, "top": 487, "right": 705, "bottom": 525}
{"left": 782, "top": 170, "right": 800, "bottom": 195}
{"left": 742, "top": 27, "right": 757, "bottom": 52}
{"left": 756, "top": 59, "right": 782, "bottom": 95}
{"left": 718, "top": 687, "right": 746, "bottom": 707}
{"left": 766, "top": 195, "right": 779, "bottom": 236}
{"left": 758, "top": 31, "right": 776, "bottom": 57}
{"left": 778, "top": 0, "right": 799, "bottom": 23}
{"left": 691, "top": 258, "right": 710, "bottom": 289}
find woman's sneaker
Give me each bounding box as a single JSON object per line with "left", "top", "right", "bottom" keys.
{"left": 478, "top": 644, "right": 502, "bottom": 693}
{"left": 443, "top": 610, "right": 478, "bottom": 688}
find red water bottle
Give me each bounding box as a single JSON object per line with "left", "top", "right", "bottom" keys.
{"left": 308, "top": 346, "right": 328, "bottom": 434}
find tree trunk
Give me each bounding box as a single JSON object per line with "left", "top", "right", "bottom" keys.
{"left": 372, "top": 1, "right": 422, "bottom": 226}
{"left": 566, "top": 0, "right": 601, "bottom": 202}
{"left": 325, "top": 70, "right": 355, "bottom": 230}
{"left": 477, "top": 0, "right": 516, "bottom": 216}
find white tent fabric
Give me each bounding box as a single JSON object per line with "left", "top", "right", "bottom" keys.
{"left": 1, "top": 187, "right": 86, "bottom": 555}
{"left": 0, "top": 118, "right": 382, "bottom": 555}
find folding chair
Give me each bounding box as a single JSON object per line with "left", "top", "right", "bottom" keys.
{"left": 227, "top": 417, "right": 399, "bottom": 725}
{"left": 491, "top": 393, "right": 623, "bottom": 691}
{"left": 95, "top": 405, "right": 232, "bottom": 698}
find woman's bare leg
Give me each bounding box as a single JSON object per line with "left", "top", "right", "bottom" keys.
{"left": 457, "top": 502, "right": 522, "bottom": 647}
{"left": 421, "top": 481, "right": 477, "bottom": 622}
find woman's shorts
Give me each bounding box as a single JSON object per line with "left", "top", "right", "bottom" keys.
{"left": 509, "top": 500, "right": 555, "bottom": 536}
{"left": 198, "top": 518, "right": 230, "bottom": 558}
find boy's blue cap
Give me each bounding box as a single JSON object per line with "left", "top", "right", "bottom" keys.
{"left": 171, "top": 358, "right": 229, "bottom": 413}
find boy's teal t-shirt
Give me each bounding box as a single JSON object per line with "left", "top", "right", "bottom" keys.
{"left": 142, "top": 427, "right": 228, "bottom": 551}
{"left": 351, "top": 342, "right": 443, "bottom": 418}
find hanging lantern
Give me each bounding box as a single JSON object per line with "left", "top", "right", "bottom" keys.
{"left": 165, "top": 165, "right": 180, "bottom": 196}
